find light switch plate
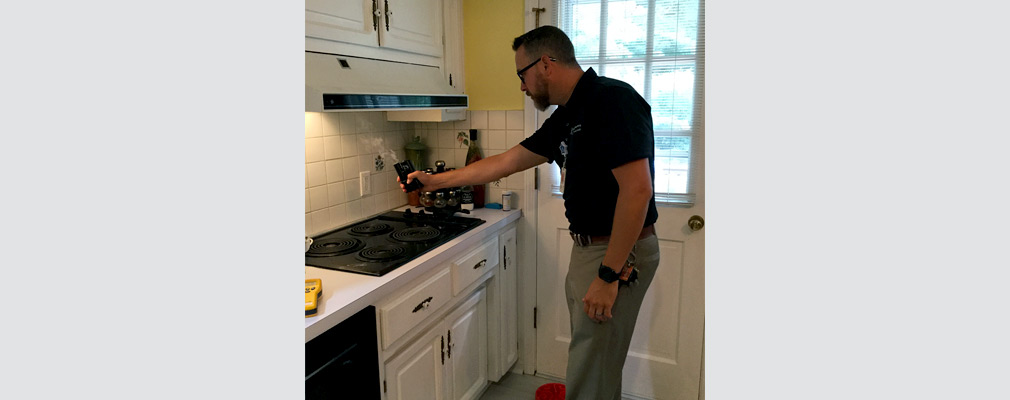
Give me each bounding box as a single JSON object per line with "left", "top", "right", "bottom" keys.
{"left": 359, "top": 171, "right": 371, "bottom": 196}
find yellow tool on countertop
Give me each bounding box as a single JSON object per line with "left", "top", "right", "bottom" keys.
{"left": 305, "top": 278, "right": 322, "bottom": 317}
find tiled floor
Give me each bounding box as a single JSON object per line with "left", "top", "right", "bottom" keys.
{"left": 479, "top": 371, "right": 565, "bottom": 400}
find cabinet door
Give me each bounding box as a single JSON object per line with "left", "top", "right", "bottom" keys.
{"left": 447, "top": 289, "right": 487, "bottom": 400}
{"left": 306, "top": 0, "right": 378, "bottom": 48}
{"left": 500, "top": 226, "right": 519, "bottom": 369}
{"left": 379, "top": 0, "right": 443, "bottom": 57}
{"left": 384, "top": 329, "right": 447, "bottom": 400}
{"left": 441, "top": 0, "right": 465, "bottom": 93}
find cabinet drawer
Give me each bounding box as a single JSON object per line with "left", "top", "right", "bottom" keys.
{"left": 380, "top": 267, "right": 452, "bottom": 349}
{"left": 451, "top": 237, "right": 498, "bottom": 296}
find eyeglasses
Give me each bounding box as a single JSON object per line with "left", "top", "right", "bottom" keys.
{"left": 517, "top": 57, "right": 556, "bottom": 83}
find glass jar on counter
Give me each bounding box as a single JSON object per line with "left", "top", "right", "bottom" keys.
{"left": 447, "top": 190, "right": 459, "bottom": 207}
{"left": 434, "top": 192, "right": 447, "bottom": 208}
{"left": 420, "top": 192, "right": 435, "bottom": 207}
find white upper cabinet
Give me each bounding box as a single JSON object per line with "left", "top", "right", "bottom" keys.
{"left": 305, "top": 0, "right": 378, "bottom": 48}
{"left": 380, "top": 0, "right": 443, "bottom": 57}
{"left": 306, "top": 0, "right": 443, "bottom": 58}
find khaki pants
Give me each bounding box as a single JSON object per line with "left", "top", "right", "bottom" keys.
{"left": 564, "top": 235, "right": 661, "bottom": 400}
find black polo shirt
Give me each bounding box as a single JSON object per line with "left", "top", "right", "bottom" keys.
{"left": 520, "top": 68, "right": 659, "bottom": 236}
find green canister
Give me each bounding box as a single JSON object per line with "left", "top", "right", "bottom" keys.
{"left": 404, "top": 136, "right": 427, "bottom": 170}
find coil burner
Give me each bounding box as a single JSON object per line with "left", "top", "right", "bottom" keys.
{"left": 356, "top": 245, "right": 408, "bottom": 262}
{"left": 390, "top": 227, "right": 441, "bottom": 243}
{"left": 306, "top": 237, "right": 364, "bottom": 257}
{"left": 349, "top": 223, "right": 393, "bottom": 236}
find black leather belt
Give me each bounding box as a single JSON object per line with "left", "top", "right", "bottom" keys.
{"left": 570, "top": 224, "right": 656, "bottom": 247}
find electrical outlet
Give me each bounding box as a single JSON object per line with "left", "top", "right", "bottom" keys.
{"left": 359, "top": 171, "right": 371, "bottom": 196}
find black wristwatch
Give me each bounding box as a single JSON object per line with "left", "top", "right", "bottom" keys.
{"left": 598, "top": 264, "right": 620, "bottom": 283}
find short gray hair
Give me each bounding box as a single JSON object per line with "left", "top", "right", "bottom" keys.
{"left": 512, "top": 25, "right": 579, "bottom": 67}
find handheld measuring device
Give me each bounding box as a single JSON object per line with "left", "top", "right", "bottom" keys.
{"left": 305, "top": 279, "right": 322, "bottom": 317}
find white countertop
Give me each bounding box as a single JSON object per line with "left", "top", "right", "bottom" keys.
{"left": 305, "top": 206, "right": 522, "bottom": 342}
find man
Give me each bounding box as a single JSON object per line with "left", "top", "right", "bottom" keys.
{"left": 398, "top": 25, "right": 660, "bottom": 400}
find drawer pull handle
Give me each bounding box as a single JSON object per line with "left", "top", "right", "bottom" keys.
{"left": 412, "top": 296, "right": 434, "bottom": 313}
{"left": 474, "top": 259, "right": 487, "bottom": 270}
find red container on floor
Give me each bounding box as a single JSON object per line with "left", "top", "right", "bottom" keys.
{"left": 535, "top": 383, "right": 566, "bottom": 400}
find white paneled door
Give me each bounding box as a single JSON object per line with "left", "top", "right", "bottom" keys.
{"left": 527, "top": 2, "right": 704, "bottom": 399}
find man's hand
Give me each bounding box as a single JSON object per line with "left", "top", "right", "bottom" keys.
{"left": 397, "top": 171, "right": 427, "bottom": 192}
{"left": 582, "top": 278, "right": 619, "bottom": 323}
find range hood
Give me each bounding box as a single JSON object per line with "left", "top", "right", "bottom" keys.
{"left": 305, "top": 51, "right": 468, "bottom": 115}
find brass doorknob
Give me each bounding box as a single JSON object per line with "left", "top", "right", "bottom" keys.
{"left": 688, "top": 215, "right": 704, "bottom": 231}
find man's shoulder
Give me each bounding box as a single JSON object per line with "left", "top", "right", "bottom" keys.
{"left": 588, "top": 78, "right": 649, "bottom": 111}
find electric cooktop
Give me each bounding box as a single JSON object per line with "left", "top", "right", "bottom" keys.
{"left": 305, "top": 209, "right": 485, "bottom": 276}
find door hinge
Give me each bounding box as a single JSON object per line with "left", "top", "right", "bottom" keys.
{"left": 440, "top": 335, "right": 445, "bottom": 364}
{"left": 534, "top": 167, "right": 540, "bottom": 191}
{"left": 447, "top": 330, "right": 452, "bottom": 358}
{"left": 383, "top": 380, "right": 387, "bottom": 393}
{"left": 533, "top": 307, "right": 537, "bottom": 329}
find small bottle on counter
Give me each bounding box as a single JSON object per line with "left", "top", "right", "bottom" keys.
{"left": 460, "top": 185, "right": 474, "bottom": 210}
{"left": 502, "top": 191, "right": 512, "bottom": 211}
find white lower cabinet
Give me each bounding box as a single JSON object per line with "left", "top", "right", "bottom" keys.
{"left": 498, "top": 226, "right": 519, "bottom": 374}
{"left": 486, "top": 225, "right": 519, "bottom": 382}
{"left": 447, "top": 289, "right": 487, "bottom": 400}
{"left": 384, "top": 328, "right": 445, "bottom": 400}
{"left": 384, "top": 288, "right": 486, "bottom": 400}
{"left": 380, "top": 220, "right": 519, "bottom": 400}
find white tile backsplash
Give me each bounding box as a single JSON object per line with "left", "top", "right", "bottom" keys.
{"left": 438, "top": 130, "right": 456, "bottom": 148}
{"left": 309, "top": 186, "right": 328, "bottom": 212}
{"left": 489, "top": 130, "right": 506, "bottom": 150}
{"left": 328, "top": 182, "right": 346, "bottom": 205}
{"left": 323, "top": 136, "right": 342, "bottom": 160}
{"left": 340, "top": 157, "right": 357, "bottom": 180}
{"left": 339, "top": 113, "right": 356, "bottom": 135}
{"left": 488, "top": 111, "right": 506, "bottom": 129}
{"left": 328, "top": 204, "right": 347, "bottom": 227}
{"left": 305, "top": 113, "right": 322, "bottom": 138}
{"left": 307, "top": 162, "right": 327, "bottom": 187}
{"left": 470, "top": 110, "right": 488, "bottom": 129}
{"left": 344, "top": 178, "right": 361, "bottom": 202}
{"left": 306, "top": 138, "right": 325, "bottom": 163}
{"left": 306, "top": 109, "right": 526, "bottom": 236}
{"left": 325, "top": 160, "right": 343, "bottom": 183}
{"left": 506, "top": 130, "right": 524, "bottom": 149}
{"left": 321, "top": 113, "right": 340, "bottom": 136}
{"left": 506, "top": 110, "right": 523, "bottom": 130}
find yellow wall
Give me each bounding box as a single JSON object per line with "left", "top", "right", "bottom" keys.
{"left": 463, "top": 0, "right": 524, "bottom": 110}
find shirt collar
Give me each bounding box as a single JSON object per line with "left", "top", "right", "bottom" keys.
{"left": 560, "top": 67, "right": 597, "bottom": 111}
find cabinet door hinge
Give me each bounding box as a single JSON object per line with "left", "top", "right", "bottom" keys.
{"left": 534, "top": 168, "right": 540, "bottom": 191}
{"left": 534, "top": 307, "right": 537, "bottom": 329}
{"left": 440, "top": 335, "right": 445, "bottom": 364}
{"left": 383, "top": 380, "right": 387, "bottom": 393}
{"left": 447, "top": 330, "right": 452, "bottom": 358}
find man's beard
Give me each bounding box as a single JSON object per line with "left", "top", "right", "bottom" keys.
{"left": 528, "top": 81, "right": 550, "bottom": 111}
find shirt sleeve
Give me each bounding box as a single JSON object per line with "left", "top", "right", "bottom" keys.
{"left": 596, "top": 87, "right": 654, "bottom": 170}
{"left": 519, "top": 113, "right": 562, "bottom": 164}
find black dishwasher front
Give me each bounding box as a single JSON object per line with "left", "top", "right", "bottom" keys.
{"left": 305, "top": 306, "right": 380, "bottom": 400}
